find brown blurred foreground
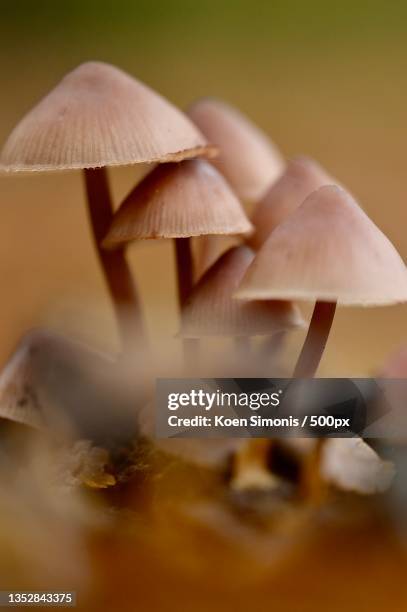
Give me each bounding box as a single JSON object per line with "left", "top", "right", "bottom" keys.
{"left": 0, "top": 419, "right": 405, "bottom": 612}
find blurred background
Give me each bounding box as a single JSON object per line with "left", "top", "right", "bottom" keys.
{"left": 0, "top": 0, "right": 406, "bottom": 374}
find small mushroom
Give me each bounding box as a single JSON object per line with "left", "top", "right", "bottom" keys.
{"left": 237, "top": 185, "right": 407, "bottom": 376}
{"left": 180, "top": 245, "right": 303, "bottom": 366}
{"left": 0, "top": 61, "right": 214, "bottom": 352}
{"left": 188, "top": 97, "right": 284, "bottom": 203}
{"left": 103, "top": 160, "right": 252, "bottom": 320}
{"left": 0, "top": 329, "right": 138, "bottom": 446}
{"left": 249, "top": 156, "right": 335, "bottom": 249}
{"left": 234, "top": 185, "right": 407, "bottom": 492}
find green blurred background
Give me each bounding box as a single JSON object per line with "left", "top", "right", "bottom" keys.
{"left": 0, "top": 0, "right": 406, "bottom": 374}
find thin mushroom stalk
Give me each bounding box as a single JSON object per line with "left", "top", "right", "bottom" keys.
{"left": 174, "top": 237, "right": 197, "bottom": 369}
{"left": 84, "top": 167, "right": 146, "bottom": 353}
{"left": 293, "top": 300, "right": 337, "bottom": 378}
{"left": 292, "top": 299, "right": 336, "bottom": 501}
{"left": 174, "top": 237, "right": 194, "bottom": 308}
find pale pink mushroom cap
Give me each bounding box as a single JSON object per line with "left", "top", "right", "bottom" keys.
{"left": 180, "top": 245, "right": 304, "bottom": 338}
{"left": 0, "top": 62, "right": 214, "bottom": 172}
{"left": 188, "top": 98, "right": 284, "bottom": 202}
{"left": 103, "top": 160, "right": 252, "bottom": 248}
{"left": 236, "top": 185, "right": 407, "bottom": 306}
{"left": 250, "top": 156, "right": 335, "bottom": 249}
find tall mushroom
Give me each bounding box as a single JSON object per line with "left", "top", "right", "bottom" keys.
{"left": 188, "top": 97, "right": 284, "bottom": 279}
{"left": 0, "top": 61, "right": 214, "bottom": 353}
{"left": 250, "top": 156, "right": 335, "bottom": 360}
{"left": 188, "top": 98, "right": 284, "bottom": 203}
{"left": 234, "top": 185, "right": 407, "bottom": 492}
{"left": 103, "top": 160, "right": 252, "bottom": 318}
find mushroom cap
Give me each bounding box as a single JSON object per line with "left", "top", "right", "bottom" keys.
{"left": 0, "top": 329, "right": 138, "bottom": 443}
{"left": 250, "top": 156, "right": 334, "bottom": 249}
{"left": 103, "top": 159, "right": 253, "bottom": 248}
{"left": 180, "top": 245, "right": 304, "bottom": 338}
{"left": 0, "top": 331, "right": 46, "bottom": 429}
{"left": 0, "top": 62, "right": 214, "bottom": 173}
{"left": 188, "top": 98, "right": 284, "bottom": 202}
{"left": 236, "top": 185, "right": 407, "bottom": 306}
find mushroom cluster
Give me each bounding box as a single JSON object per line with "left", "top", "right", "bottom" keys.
{"left": 0, "top": 60, "right": 405, "bottom": 503}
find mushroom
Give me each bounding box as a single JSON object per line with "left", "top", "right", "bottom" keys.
{"left": 0, "top": 61, "right": 214, "bottom": 352}
{"left": 250, "top": 156, "right": 335, "bottom": 361}
{"left": 0, "top": 329, "right": 138, "bottom": 446}
{"left": 234, "top": 184, "right": 407, "bottom": 492}
{"left": 238, "top": 184, "right": 407, "bottom": 376}
{"left": 188, "top": 98, "right": 284, "bottom": 281}
{"left": 180, "top": 245, "right": 303, "bottom": 365}
{"left": 103, "top": 160, "right": 252, "bottom": 322}
{"left": 249, "top": 156, "right": 335, "bottom": 249}
{"left": 188, "top": 97, "right": 284, "bottom": 203}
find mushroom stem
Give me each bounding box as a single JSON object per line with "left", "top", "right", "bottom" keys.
{"left": 84, "top": 167, "right": 146, "bottom": 352}
{"left": 174, "top": 237, "right": 196, "bottom": 365}
{"left": 292, "top": 300, "right": 336, "bottom": 504}
{"left": 293, "top": 301, "right": 337, "bottom": 378}
{"left": 174, "top": 237, "right": 194, "bottom": 308}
